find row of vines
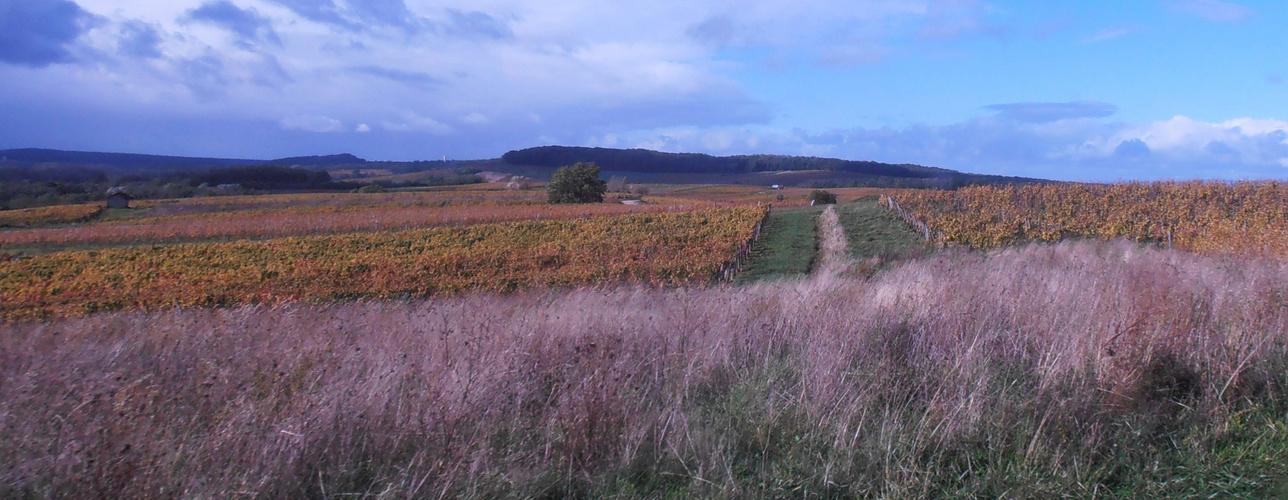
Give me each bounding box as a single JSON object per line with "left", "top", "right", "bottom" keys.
{"left": 0, "top": 201, "right": 707, "bottom": 250}
{"left": 0, "top": 206, "right": 767, "bottom": 321}
{"left": 0, "top": 203, "right": 104, "bottom": 228}
{"left": 894, "top": 181, "right": 1288, "bottom": 256}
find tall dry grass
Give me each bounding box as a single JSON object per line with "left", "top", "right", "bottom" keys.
{"left": 815, "top": 205, "right": 852, "bottom": 279}
{"left": 3, "top": 240, "right": 1287, "bottom": 498}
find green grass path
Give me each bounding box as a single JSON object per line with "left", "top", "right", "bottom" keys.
{"left": 733, "top": 206, "right": 822, "bottom": 284}
{"left": 735, "top": 196, "right": 928, "bottom": 283}
{"left": 837, "top": 195, "right": 927, "bottom": 261}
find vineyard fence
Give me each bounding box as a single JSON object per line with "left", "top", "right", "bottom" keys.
{"left": 881, "top": 194, "right": 941, "bottom": 243}
{"left": 717, "top": 208, "right": 770, "bottom": 283}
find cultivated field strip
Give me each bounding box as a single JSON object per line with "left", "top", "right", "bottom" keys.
{"left": 893, "top": 181, "right": 1288, "bottom": 256}
{"left": 0, "top": 201, "right": 701, "bottom": 250}
{"left": 0, "top": 203, "right": 105, "bottom": 228}
{"left": 0, "top": 206, "right": 767, "bottom": 321}
{"left": 132, "top": 187, "right": 547, "bottom": 212}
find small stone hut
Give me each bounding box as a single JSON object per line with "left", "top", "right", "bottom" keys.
{"left": 106, "top": 187, "right": 132, "bottom": 209}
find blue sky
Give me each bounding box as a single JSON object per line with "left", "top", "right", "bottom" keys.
{"left": 1, "top": 0, "right": 1286, "bottom": 181}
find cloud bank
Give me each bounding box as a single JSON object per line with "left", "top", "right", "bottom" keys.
{"left": 0, "top": 0, "right": 99, "bottom": 67}
{"left": 0, "top": 1, "right": 1285, "bottom": 181}
{"left": 606, "top": 108, "right": 1288, "bottom": 181}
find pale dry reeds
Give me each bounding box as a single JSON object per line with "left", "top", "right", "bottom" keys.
{"left": 2, "top": 240, "right": 1286, "bottom": 498}
{"left": 814, "top": 205, "right": 853, "bottom": 280}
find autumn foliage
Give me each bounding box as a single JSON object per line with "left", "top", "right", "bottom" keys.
{"left": 894, "top": 181, "right": 1288, "bottom": 256}
{"left": 0, "top": 203, "right": 104, "bottom": 228}
{"left": 0, "top": 206, "right": 767, "bottom": 321}
{"left": 0, "top": 201, "right": 698, "bottom": 249}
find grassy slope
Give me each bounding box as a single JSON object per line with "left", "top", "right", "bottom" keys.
{"left": 734, "top": 206, "right": 822, "bottom": 284}
{"left": 837, "top": 195, "right": 927, "bottom": 261}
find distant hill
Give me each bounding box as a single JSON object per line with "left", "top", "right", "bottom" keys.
{"left": 0, "top": 148, "right": 258, "bottom": 170}
{"left": 501, "top": 146, "right": 1045, "bottom": 189}
{"left": 265, "top": 154, "right": 366, "bottom": 166}
{"left": 502, "top": 146, "right": 951, "bottom": 177}
{"left": 0, "top": 148, "right": 369, "bottom": 170}
{"left": 0, "top": 146, "right": 1050, "bottom": 189}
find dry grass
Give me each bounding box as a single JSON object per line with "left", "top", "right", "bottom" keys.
{"left": 3, "top": 240, "right": 1288, "bottom": 497}
{"left": 814, "top": 205, "right": 852, "bottom": 279}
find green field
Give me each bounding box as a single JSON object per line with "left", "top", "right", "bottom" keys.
{"left": 734, "top": 206, "right": 822, "bottom": 283}
{"left": 735, "top": 197, "right": 928, "bottom": 283}
{"left": 838, "top": 195, "right": 928, "bottom": 261}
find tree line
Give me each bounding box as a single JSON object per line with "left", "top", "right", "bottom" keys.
{"left": 502, "top": 146, "right": 1046, "bottom": 189}
{"left": 0, "top": 165, "right": 481, "bottom": 211}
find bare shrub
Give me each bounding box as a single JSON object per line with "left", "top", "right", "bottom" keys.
{"left": 3, "top": 240, "right": 1287, "bottom": 497}
{"left": 506, "top": 176, "right": 533, "bottom": 190}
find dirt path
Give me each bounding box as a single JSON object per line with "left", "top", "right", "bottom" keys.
{"left": 814, "top": 205, "right": 852, "bottom": 279}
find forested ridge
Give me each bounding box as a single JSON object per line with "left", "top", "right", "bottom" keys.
{"left": 502, "top": 146, "right": 1044, "bottom": 187}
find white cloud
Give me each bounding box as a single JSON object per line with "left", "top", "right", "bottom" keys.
{"left": 986, "top": 101, "right": 1118, "bottom": 123}
{"left": 918, "top": 0, "right": 998, "bottom": 40}
{"left": 38, "top": 0, "right": 995, "bottom": 139}
{"left": 279, "top": 114, "right": 343, "bottom": 132}
{"left": 1223, "top": 117, "right": 1288, "bottom": 136}
{"left": 460, "top": 112, "right": 489, "bottom": 125}
{"left": 1166, "top": 0, "right": 1256, "bottom": 23}
{"left": 11, "top": 0, "right": 1286, "bottom": 183}
{"left": 1072, "top": 116, "right": 1288, "bottom": 172}
{"left": 1080, "top": 26, "right": 1135, "bottom": 44}
{"left": 382, "top": 112, "right": 453, "bottom": 134}
{"left": 0, "top": 0, "right": 1031, "bottom": 168}
{"left": 592, "top": 114, "right": 1288, "bottom": 181}
{"left": 1097, "top": 116, "right": 1288, "bottom": 155}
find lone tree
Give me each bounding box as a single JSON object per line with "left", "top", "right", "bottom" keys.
{"left": 547, "top": 162, "right": 607, "bottom": 204}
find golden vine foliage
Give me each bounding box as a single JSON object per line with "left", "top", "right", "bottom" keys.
{"left": 895, "top": 181, "right": 1288, "bottom": 256}
{"left": 0, "top": 206, "right": 767, "bottom": 321}
{"left": 0, "top": 203, "right": 104, "bottom": 228}
{"left": 132, "top": 187, "right": 547, "bottom": 211}
{"left": 0, "top": 201, "right": 706, "bottom": 249}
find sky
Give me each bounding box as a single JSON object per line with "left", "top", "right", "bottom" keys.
{"left": 1, "top": 0, "right": 1287, "bottom": 181}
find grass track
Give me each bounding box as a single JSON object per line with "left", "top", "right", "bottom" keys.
{"left": 734, "top": 206, "right": 822, "bottom": 284}
{"left": 838, "top": 195, "right": 927, "bottom": 262}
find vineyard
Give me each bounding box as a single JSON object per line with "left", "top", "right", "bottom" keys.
{"left": 651, "top": 185, "right": 902, "bottom": 206}
{"left": 0, "top": 200, "right": 697, "bottom": 250}
{"left": 131, "top": 186, "right": 548, "bottom": 214}
{"left": 0, "top": 182, "right": 755, "bottom": 251}
{"left": 0, "top": 203, "right": 104, "bottom": 228}
{"left": 0, "top": 206, "right": 767, "bottom": 321}
{"left": 893, "top": 181, "right": 1288, "bottom": 256}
